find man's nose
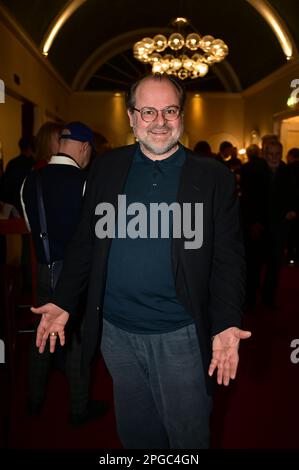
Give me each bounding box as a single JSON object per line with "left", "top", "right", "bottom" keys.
{"left": 154, "top": 110, "right": 167, "bottom": 125}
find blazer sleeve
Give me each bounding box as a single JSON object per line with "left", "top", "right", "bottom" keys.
{"left": 209, "top": 166, "right": 246, "bottom": 336}
{"left": 51, "top": 158, "right": 102, "bottom": 315}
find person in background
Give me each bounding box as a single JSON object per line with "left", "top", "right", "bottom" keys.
{"left": 286, "top": 147, "right": 299, "bottom": 264}
{"left": 216, "top": 141, "right": 233, "bottom": 164}
{"left": 0, "top": 136, "right": 35, "bottom": 285}
{"left": 242, "top": 141, "right": 296, "bottom": 308}
{"left": 240, "top": 145, "right": 268, "bottom": 307}
{"left": 22, "top": 122, "right": 108, "bottom": 426}
{"left": 261, "top": 134, "right": 279, "bottom": 160}
{"left": 287, "top": 147, "right": 299, "bottom": 165}
{"left": 94, "top": 133, "right": 112, "bottom": 157}
{"left": 193, "top": 140, "right": 212, "bottom": 158}
{"left": 0, "top": 136, "right": 35, "bottom": 212}
{"left": 246, "top": 144, "right": 260, "bottom": 160}
{"left": 263, "top": 142, "right": 297, "bottom": 305}
{"left": 33, "top": 122, "right": 64, "bottom": 170}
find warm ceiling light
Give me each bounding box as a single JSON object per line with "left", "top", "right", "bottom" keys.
{"left": 133, "top": 17, "right": 229, "bottom": 80}
{"left": 42, "top": 0, "right": 87, "bottom": 56}
{"left": 247, "top": 0, "right": 294, "bottom": 60}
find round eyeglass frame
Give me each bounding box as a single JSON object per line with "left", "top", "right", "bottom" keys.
{"left": 132, "top": 106, "right": 181, "bottom": 122}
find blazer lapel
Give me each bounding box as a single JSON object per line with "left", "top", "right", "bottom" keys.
{"left": 102, "top": 144, "right": 136, "bottom": 206}
{"left": 172, "top": 149, "right": 204, "bottom": 278}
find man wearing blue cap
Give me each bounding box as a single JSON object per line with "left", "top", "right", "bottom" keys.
{"left": 21, "top": 121, "right": 108, "bottom": 426}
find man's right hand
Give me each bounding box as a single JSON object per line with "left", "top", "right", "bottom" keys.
{"left": 31, "top": 303, "right": 70, "bottom": 353}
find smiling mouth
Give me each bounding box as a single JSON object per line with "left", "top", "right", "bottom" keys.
{"left": 150, "top": 129, "right": 169, "bottom": 135}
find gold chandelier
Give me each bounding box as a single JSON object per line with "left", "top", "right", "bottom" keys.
{"left": 133, "top": 17, "right": 229, "bottom": 80}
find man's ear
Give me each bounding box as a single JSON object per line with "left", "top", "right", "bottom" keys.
{"left": 82, "top": 141, "right": 89, "bottom": 153}
{"left": 127, "top": 109, "right": 134, "bottom": 128}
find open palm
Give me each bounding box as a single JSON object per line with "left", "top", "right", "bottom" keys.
{"left": 31, "top": 303, "right": 70, "bottom": 353}
{"left": 209, "top": 327, "right": 251, "bottom": 386}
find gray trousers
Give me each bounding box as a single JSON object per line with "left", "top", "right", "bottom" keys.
{"left": 101, "top": 319, "right": 212, "bottom": 449}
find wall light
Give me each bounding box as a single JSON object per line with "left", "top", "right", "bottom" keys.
{"left": 41, "top": 0, "right": 87, "bottom": 56}
{"left": 247, "top": 0, "right": 296, "bottom": 60}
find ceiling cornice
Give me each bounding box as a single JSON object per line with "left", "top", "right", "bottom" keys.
{"left": 246, "top": 0, "right": 298, "bottom": 59}
{"left": 242, "top": 56, "right": 299, "bottom": 96}
{"left": 0, "top": 2, "right": 71, "bottom": 93}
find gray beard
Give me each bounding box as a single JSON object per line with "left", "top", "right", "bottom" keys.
{"left": 134, "top": 122, "right": 183, "bottom": 157}
{"left": 141, "top": 138, "right": 179, "bottom": 156}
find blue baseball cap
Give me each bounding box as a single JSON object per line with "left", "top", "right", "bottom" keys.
{"left": 60, "top": 121, "right": 95, "bottom": 148}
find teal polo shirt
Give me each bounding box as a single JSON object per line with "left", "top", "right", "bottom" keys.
{"left": 103, "top": 144, "right": 193, "bottom": 333}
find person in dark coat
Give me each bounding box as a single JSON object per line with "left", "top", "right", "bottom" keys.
{"left": 22, "top": 122, "right": 108, "bottom": 425}
{"left": 0, "top": 136, "right": 35, "bottom": 212}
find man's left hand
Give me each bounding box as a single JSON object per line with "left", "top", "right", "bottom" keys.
{"left": 208, "top": 327, "right": 251, "bottom": 386}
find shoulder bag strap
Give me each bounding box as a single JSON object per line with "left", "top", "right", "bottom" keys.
{"left": 35, "top": 171, "right": 51, "bottom": 265}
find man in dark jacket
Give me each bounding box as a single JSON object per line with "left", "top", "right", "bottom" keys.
{"left": 22, "top": 122, "right": 108, "bottom": 425}
{"left": 0, "top": 136, "right": 35, "bottom": 212}
{"left": 286, "top": 147, "right": 299, "bottom": 264}
{"left": 32, "top": 75, "right": 251, "bottom": 448}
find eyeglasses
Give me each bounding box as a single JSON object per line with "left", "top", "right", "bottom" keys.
{"left": 132, "top": 106, "right": 181, "bottom": 122}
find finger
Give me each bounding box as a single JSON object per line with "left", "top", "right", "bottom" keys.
{"left": 58, "top": 330, "right": 65, "bottom": 347}
{"left": 36, "top": 326, "right": 45, "bottom": 348}
{"left": 208, "top": 358, "right": 218, "bottom": 377}
{"left": 31, "top": 306, "right": 47, "bottom": 315}
{"left": 229, "top": 354, "right": 239, "bottom": 374}
{"left": 217, "top": 361, "right": 224, "bottom": 385}
{"left": 49, "top": 335, "right": 57, "bottom": 353}
{"left": 230, "top": 356, "right": 239, "bottom": 379}
{"left": 38, "top": 333, "right": 48, "bottom": 353}
{"left": 236, "top": 329, "right": 252, "bottom": 339}
{"left": 209, "top": 349, "right": 221, "bottom": 376}
{"left": 223, "top": 360, "right": 231, "bottom": 386}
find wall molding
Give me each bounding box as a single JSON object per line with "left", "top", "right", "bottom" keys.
{"left": 0, "top": 3, "right": 70, "bottom": 93}
{"left": 242, "top": 57, "right": 299, "bottom": 97}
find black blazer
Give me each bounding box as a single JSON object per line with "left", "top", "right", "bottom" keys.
{"left": 53, "top": 144, "right": 246, "bottom": 393}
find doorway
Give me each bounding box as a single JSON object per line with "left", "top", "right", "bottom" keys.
{"left": 280, "top": 114, "right": 299, "bottom": 160}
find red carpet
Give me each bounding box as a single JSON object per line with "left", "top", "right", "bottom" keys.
{"left": 211, "top": 265, "right": 299, "bottom": 448}
{"left": 7, "top": 349, "right": 121, "bottom": 449}
{"left": 2, "top": 266, "right": 299, "bottom": 449}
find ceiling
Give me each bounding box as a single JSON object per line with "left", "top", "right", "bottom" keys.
{"left": 1, "top": 0, "right": 298, "bottom": 93}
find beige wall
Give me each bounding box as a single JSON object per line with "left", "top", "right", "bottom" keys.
{"left": 280, "top": 117, "right": 299, "bottom": 155}
{"left": 0, "top": 10, "right": 70, "bottom": 161}
{"left": 185, "top": 93, "right": 244, "bottom": 152}
{"left": 0, "top": 17, "right": 70, "bottom": 120}
{"left": 0, "top": 94, "right": 22, "bottom": 167}
{"left": 69, "top": 92, "right": 131, "bottom": 147}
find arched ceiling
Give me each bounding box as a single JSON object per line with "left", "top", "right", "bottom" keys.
{"left": 1, "top": 0, "right": 298, "bottom": 92}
